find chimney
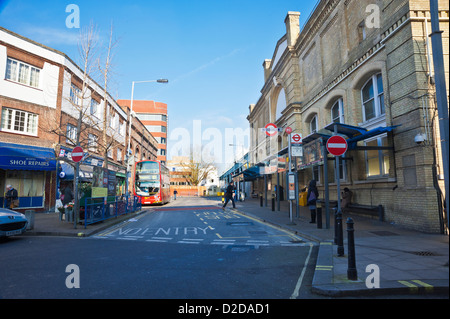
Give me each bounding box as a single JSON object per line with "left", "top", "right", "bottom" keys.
{"left": 263, "top": 59, "right": 272, "bottom": 83}
{"left": 285, "top": 11, "right": 300, "bottom": 48}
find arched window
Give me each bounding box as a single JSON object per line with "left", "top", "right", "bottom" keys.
{"left": 309, "top": 114, "right": 318, "bottom": 134}
{"left": 361, "top": 73, "right": 384, "bottom": 122}
{"left": 275, "top": 88, "right": 286, "bottom": 120}
{"left": 331, "top": 98, "right": 344, "bottom": 123}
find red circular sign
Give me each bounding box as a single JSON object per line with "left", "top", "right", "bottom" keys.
{"left": 285, "top": 127, "right": 292, "bottom": 134}
{"left": 265, "top": 123, "right": 278, "bottom": 136}
{"left": 327, "top": 136, "right": 348, "bottom": 156}
{"left": 71, "top": 146, "right": 84, "bottom": 163}
{"left": 292, "top": 133, "right": 302, "bottom": 143}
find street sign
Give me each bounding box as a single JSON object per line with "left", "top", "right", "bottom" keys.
{"left": 264, "top": 123, "right": 278, "bottom": 136}
{"left": 326, "top": 135, "right": 348, "bottom": 156}
{"left": 285, "top": 126, "right": 292, "bottom": 134}
{"left": 291, "top": 133, "right": 302, "bottom": 144}
{"left": 71, "top": 146, "right": 84, "bottom": 163}
{"left": 291, "top": 144, "right": 303, "bottom": 157}
{"left": 288, "top": 173, "right": 296, "bottom": 200}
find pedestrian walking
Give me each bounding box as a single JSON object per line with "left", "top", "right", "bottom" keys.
{"left": 222, "top": 182, "right": 236, "bottom": 209}
{"left": 306, "top": 180, "right": 319, "bottom": 223}
{"left": 5, "top": 185, "right": 19, "bottom": 209}
{"left": 62, "top": 183, "right": 74, "bottom": 206}
{"left": 174, "top": 189, "right": 178, "bottom": 200}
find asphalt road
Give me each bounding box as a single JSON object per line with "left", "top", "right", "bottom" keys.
{"left": 0, "top": 197, "right": 319, "bottom": 300}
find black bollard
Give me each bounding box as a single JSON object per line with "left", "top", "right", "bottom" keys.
{"left": 316, "top": 207, "right": 322, "bottom": 229}
{"left": 347, "top": 217, "right": 357, "bottom": 280}
{"left": 333, "top": 208, "right": 338, "bottom": 244}
{"left": 271, "top": 195, "right": 275, "bottom": 211}
{"left": 260, "top": 195, "right": 263, "bottom": 207}
{"left": 336, "top": 209, "right": 344, "bottom": 257}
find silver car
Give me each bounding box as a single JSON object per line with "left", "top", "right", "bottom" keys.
{"left": 0, "top": 208, "right": 28, "bottom": 237}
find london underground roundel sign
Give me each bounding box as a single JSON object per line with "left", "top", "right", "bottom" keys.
{"left": 326, "top": 135, "right": 348, "bottom": 156}
{"left": 264, "top": 123, "right": 278, "bottom": 137}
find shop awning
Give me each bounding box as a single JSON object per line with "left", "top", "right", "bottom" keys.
{"left": 0, "top": 142, "right": 56, "bottom": 171}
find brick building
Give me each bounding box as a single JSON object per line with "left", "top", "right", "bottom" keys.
{"left": 0, "top": 27, "right": 158, "bottom": 211}
{"left": 118, "top": 100, "right": 168, "bottom": 165}
{"left": 246, "top": 0, "right": 449, "bottom": 233}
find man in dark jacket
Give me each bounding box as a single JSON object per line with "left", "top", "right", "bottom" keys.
{"left": 63, "top": 184, "right": 74, "bottom": 205}
{"left": 306, "top": 180, "right": 319, "bottom": 223}
{"left": 5, "top": 185, "right": 18, "bottom": 209}
{"left": 222, "top": 182, "right": 236, "bottom": 209}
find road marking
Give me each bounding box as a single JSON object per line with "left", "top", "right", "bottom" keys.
{"left": 215, "top": 233, "right": 223, "bottom": 239}
{"left": 178, "top": 240, "right": 201, "bottom": 244}
{"left": 152, "top": 237, "right": 172, "bottom": 240}
{"left": 399, "top": 280, "right": 434, "bottom": 292}
{"left": 315, "top": 265, "right": 333, "bottom": 271}
{"left": 146, "top": 239, "right": 169, "bottom": 243}
{"left": 290, "top": 243, "right": 314, "bottom": 299}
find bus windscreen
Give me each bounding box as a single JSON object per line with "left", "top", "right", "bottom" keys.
{"left": 135, "top": 181, "right": 160, "bottom": 196}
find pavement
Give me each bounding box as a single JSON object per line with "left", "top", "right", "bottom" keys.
{"left": 19, "top": 197, "right": 449, "bottom": 298}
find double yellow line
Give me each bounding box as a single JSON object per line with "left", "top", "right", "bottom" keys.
{"left": 398, "top": 280, "right": 434, "bottom": 292}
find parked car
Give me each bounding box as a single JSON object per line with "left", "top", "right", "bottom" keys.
{"left": 0, "top": 208, "right": 28, "bottom": 238}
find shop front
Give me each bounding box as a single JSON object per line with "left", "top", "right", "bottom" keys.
{"left": 0, "top": 142, "right": 57, "bottom": 212}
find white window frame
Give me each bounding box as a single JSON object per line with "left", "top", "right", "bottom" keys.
{"left": 331, "top": 98, "right": 345, "bottom": 124}
{"left": 66, "top": 123, "right": 77, "bottom": 144}
{"left": 364, "top": 135, "right": 389, "bottom": 178}
{"left": 88, "top": 133, "right": 98, "bottom": 152}
{"left": 90, "top": 99, "right": 99, "bottom": 117}
{"left": 361, "top": 73, "right": 385, "bottom": 122}
{"left": 5, "top": 57, "right": 41, "bottom": 89}
{"left": 1, "top": 107, "right": 38, "bottom": 136}
{"left": 309, "top": 115, "right": 318, "bottom": 134}
{"left": 70, "top": 84, "right": 81, "bottom": 106}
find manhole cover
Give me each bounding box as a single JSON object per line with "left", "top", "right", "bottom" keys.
{"left": 370, "top": 231, "right": 399, "bottom": 236}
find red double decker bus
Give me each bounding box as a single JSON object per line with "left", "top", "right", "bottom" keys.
{"left": 134, "top": 160, "right": 170, "bottom": 205}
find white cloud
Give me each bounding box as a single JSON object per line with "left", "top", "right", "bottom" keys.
{"left": 24, "top": 27, "right": 80, "bottom": 46}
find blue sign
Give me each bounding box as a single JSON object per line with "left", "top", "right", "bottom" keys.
{"left": 0, "top": 142, "right": 56, "bottom": 171}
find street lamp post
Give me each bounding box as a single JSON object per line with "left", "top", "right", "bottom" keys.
{"left": 125, "top": 79, "right": 168, "bottom": 196}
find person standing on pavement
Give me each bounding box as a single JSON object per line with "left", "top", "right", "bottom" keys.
{"left": 173, "top": 189, "right": 178, "bottom": 200}
{"left": 306, "top": 180, "right": 319, "bottom": 223}
{"left": 5, "top": 185, "right": 19, "bottom": 209}
{"left": 222, "top": 182, "right": 236, "bottom": 209}
{"left": 341, "top": 187, "right": 353, "bottom": 213}
{"left": 62, "top": 183, "right": 74, "bottom": 206}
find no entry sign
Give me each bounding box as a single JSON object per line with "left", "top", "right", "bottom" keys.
{"left": 71, "top": 146, "right": 84, "bottom": 163}
{"left": 326, "top": 135, "right": 348, "bottom": 156}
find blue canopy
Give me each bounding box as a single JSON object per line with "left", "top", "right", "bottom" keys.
{"left": 0, "top": 142, "right": 56, "bottom": 171}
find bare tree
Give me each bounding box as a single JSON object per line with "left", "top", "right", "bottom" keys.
{"left": 179, "top": 152, "right": 216, "bottom": 186}
{"left": 97, "top": 23, "right": 121, "bottom": 171}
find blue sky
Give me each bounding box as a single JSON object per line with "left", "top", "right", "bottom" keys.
{"left": 0, "top": 0, "right": 318, "bottom": 171}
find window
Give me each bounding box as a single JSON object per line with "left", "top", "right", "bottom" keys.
{"left": 1, "top": 107, "right": 38, "bottom": 136}
{"left": 361, "top": 74, "right": 385, "bottom": 122}
{"left": 365, "top": 136, "right": 389, "bottom": 177}
{"left": 5, "top": 58, "right": 40, "bottom": 88}
{"left": 310, "top": 115, "right": 318, "bottom": 134}
{"left": 88, "top": 134, "right": 98, "bottom": 151}
{"left": 90, "top": 99, "right": 99, "bottom": 117}
{"left": 70, "top": 84, "right": 81, "bottom": 105}
{"left": 117, "top": 148, "right": 122, "bottom": 161}
{"left": 358, "top": 21, "right": 367, "bottom": 42}
{"left": 66, "top": 124, "right": 77, "bottom": 144}
{"left": 331, "top": 98, "right": 344, "bottom": 123}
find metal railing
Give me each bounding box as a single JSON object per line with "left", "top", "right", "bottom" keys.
{"left": 83, "top": 195, "right": 142, "bottom": 228}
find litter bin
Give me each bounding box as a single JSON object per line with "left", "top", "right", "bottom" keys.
{"left": 25, "top": 210, "right": 35, "bottom": 230}
{"left": 298, "top": 190, "right": 308, "bottom": 206}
